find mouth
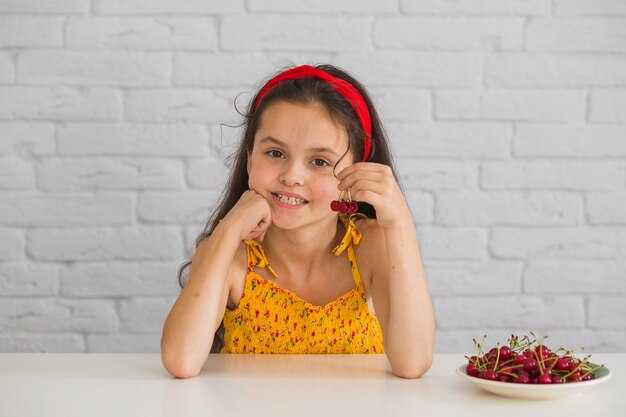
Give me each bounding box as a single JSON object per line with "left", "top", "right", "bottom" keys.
{"left": 272, "top": 192, "right": 308, "bottom": 206}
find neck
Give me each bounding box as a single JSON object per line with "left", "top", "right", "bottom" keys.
{"left": 261, "top": 218, "right": 343, "bottom": 279}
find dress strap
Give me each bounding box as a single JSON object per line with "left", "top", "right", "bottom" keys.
{"left": 333, "top": 212, "right": 367, "bottom": 291}
{"left": 244, "top": 240, "right": 279, "bottom": 279}
{"left": 332, "top": 212, "right": 367, "bottom": 256}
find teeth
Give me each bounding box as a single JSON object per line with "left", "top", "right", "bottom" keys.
{"left": 277, "top": 194, "right": 305, "bottom": 205}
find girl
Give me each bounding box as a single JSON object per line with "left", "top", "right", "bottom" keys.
{"left": 161, "top": 64, "right": 435, "bottom": 379}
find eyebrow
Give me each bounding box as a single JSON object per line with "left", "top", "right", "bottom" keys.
{"left": 259, "top": 136, "right": 341, "bottom": 157}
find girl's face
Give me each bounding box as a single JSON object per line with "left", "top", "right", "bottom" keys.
{"left": 248, "top": 101, "right": 354, "bottom": 231}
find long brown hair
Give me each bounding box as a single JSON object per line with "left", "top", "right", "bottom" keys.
{"left": 178, "top": 64, "right": 399, "bottom": 353}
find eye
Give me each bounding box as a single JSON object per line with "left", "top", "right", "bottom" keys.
{"left": 266, "top": 149, "right": 285, "bottom": 158}
{"left": 311, "top": 158, "right": 330, "bottom": 167}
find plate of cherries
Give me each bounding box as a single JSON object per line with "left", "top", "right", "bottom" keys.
{"left": 456, "top": 333, "right": 611, "bottom": 400}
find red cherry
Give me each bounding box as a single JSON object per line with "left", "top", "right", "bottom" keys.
{"left": 330, "top": 200, "right": 341, "bottom": 211}
{"left": 499, "top": 346, "right": 511, "bottom": 360}
{"left": 339, "top": 202, "right": 350, "bottom": 213}
{"left": 348, "top": 201, "right": 358, "bottom": 213}
{"left": 479, "top": 370, "right": 498, "bottom": 381}
{"left": 466, "top": 363, "right": 478, "bottom": 377}
{"left": 523, "top": 358, "right": 538, "bottom": 373}
{"left": 516, "top": 372, "right": 530, "bottom": 384}
{"left": 537, "top": 373, "right": 552, "bottom": 384}
{"left": 567, "top": 373, "right": 582, "bottom": 383}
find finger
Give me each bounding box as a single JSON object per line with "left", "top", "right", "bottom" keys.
{"left": 339, "top": 170, "right": 392, "bottom": 190}
{"left": 336, "top": 162, "right": 383, "bottom": 181}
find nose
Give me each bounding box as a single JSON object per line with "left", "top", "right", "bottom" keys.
{"left": 279, "top": 160, "right": 304, "bottom": 187}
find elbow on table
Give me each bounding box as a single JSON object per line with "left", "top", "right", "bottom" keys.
{"left": 161, "top": 353, "right": 203, "bottom": 379}
{"left": 391, "top": 356, "right": 433, "bottom": 379}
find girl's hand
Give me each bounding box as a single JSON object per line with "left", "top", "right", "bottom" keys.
{"left": 336, "top": 163, "right": 411, "bottom": 229}
{"left": 220, "top": 190, "right": 272, "bottom": 241}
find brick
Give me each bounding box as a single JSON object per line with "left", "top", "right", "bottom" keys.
{"left": 515, "top": 125, "right": 626, "bottom": 157}
{"left": 66, "top": 17, "right": 217, "bottom": 50}
{"left": 0, "top": 333, "right": 85, "bottom": 353}
{"left": 119, "top": 297, "right": 174, "bottom": 333}
{"left": 0, "top": 156, "right": 35, "bottom": 189}
{"left": 589, "top": 296, "right": 626, "bottom": 328}
{"left": 371, "top": 88, "right": 431, "bottom": 122}
{"left": 0, "top": 299, "right": 117, "bottom": 333}
{"left": 436, "top": 89, "right": 586, "bottom": 122}
{"left": 554, "top": 0, "right": 626, "bottom": 15}
{"left": 0, "top": 192, "right": 132, "bottom": 227}
{"left": 396, "top": 159, "right": 478, "bottom": 191}
{"left": 93, "top": 0, "right": 243, "bottom": 14}
{"left": 588, "top": 191, "right": 626, "bottom": 224}
{"left": 389, "top": 123, "right": 511, "bottom": 158}
{"left": 401, "top": 0, "right": 550, "bottom": 15}
{"left": 58, "top": 124, "right": 209, "bottom": 156}
{"left": 0, "top": 264, "right": 58, "bottom": 296}
{"left": 375, "top": 17, "right": 523, "bottom": 51}
{"left": 26, "top": 226, "right": 183, "bottom": 261}
{"left": 36, "top": 158, "right": 184, "bottom": 191}
{"left": 222, "top": 16, "right": 373, "bottom": 51}
{"left": 249, "top": 0, "right": 397, "bottom": 13}
{"left": 490, "top": 227, "right": 626, "bottom": 259}
{"left": 87, "top": 333, "right": 160, "bottom": 353}
{"left": 61, "top": 262, "right": 180, "bottom": 297}
{"left": 589, "top": 89, "right": 626, "bottom": 123}
{"left": 186, "top": 157, "right": 231, "bottom": 190}
{"left": 486, "top": 54, "right": 626, "bottom": 87}
{"left": 435, "top": 296, "right": 584, "bottom": 329}
{"left": 18, "top": 51, "right": 171, "bottom": 87}
{"left": 525, "top": 260, "right": 626, "bottom": 294}
{"left": 416, "top": 226, "right": 488, "bottom": 260}
{"left": 0, "top": 53, "right": 13, "bottom": 83}
{"left": 0, "top": 0, "right": 88, "bottom": 13}
{"left": 0, "top": 16, "right": 63, "bottom": 47}
{"left": 481, "top": 160, "right": 623, "bottom": 190}
{"left": 527, "top": 18, "right": 626, "bottom": 52}
{"left": 426, "top": 260, "right": 522, "bottom": 296}
{"left": 436, "top": 192, "right": 582, "bottom": 225}
{"left": 126, "top": 88, "right": 235, "bottom": 123}
{"left": 0, "top": 123, "right": 55, "bottom": 156}
{"left": 0, "top": 87, "right": 122, "bottom": 121}
{"left": 137, "top": 191, "right": 221, "bottom": 223}
{"left": 0, "top": 230, "right": 24, "bottom": 260}
{"left": 404, "top": 191, "right": 433, "bottom": 224}
{"left": 435, "top": 329, "right": 626, "bottom": 353}
{"left": 334, "top": 51, "right": 482, "bottom": 87}
{"left": 174, "top": 52, "right": 332, "bottom": 86}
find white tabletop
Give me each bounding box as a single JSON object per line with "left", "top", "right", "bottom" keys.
{"left": 0, "top": 353, "right": 621, "bottom": 417}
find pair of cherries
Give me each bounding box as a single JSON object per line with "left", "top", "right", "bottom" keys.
{"left": 330, "top": 200, "right": 358, "bottom": 214}
{"left": 330, "top": 189, "right": 357, "bottom": 214}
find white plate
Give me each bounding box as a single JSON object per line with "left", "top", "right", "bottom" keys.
{"left": 456, "top": 363, "right": 611, "bottom": 400}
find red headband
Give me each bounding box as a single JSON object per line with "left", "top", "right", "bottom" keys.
{"left": 254, "top": 65, "right": 372, "bottom": 162}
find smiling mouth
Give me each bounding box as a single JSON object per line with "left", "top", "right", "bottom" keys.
{"left": 273, "top": 193, "right": 308, "bottom": 205}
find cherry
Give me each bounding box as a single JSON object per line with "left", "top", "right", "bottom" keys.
{"left": 516, "top": 373, "right": 530, "bottom": 384}
{"left": 523, "top": 357, "right": 538, "bottom": 373}
{"left": 537, "top": 373, "right": 552, "bottom": 384}
{"left": 466, "top": 363, "right": 478, "bottom": 377}
{"left": 330, "top": 200, "right": 341, "bottom": 211}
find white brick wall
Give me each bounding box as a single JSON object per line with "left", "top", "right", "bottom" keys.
{"left": 1, "top": 0, "right": 625, "bottom": 354}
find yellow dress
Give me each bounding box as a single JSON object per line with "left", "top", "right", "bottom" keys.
{"left": 221, "top": 213, "right": 385, "bottom": 354}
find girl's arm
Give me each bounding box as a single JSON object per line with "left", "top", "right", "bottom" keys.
{"left": 337, "top": 163, "right": 435, "bottom": 379}
{"left": 368, "top": 218, "right": 435, "bottom": 379}
{"left": 161, "top": 190, "right": 272, "bottom": 378}
{"left": 160, "top": 222, "right": 240, "bottom": 378}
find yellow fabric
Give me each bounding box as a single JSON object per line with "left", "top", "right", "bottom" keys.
{"left": 221, "top": 214, "right": 385, "bottom": 354}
